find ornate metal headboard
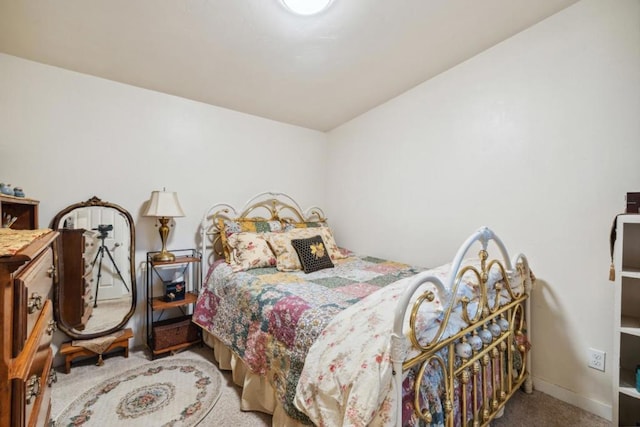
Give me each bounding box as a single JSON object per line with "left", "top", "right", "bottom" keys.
{"left": 199, "top": 191, "right": 326, "bottom": 269}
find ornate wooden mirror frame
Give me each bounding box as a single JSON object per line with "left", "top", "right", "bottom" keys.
{"left": 51, "top": 196, "right": 136, "bottom": 340}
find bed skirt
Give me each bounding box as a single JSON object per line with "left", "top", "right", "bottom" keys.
{"left": 202, "top": 331, "right": 307, "bottom": 427}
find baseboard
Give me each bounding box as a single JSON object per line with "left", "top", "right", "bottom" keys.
{"left": 532, "top": 376, "right": 612, "bottom": 421}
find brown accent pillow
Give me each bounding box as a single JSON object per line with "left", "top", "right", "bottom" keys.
{"left": 291, "top": 235, "right": 334, "bottom": 274}
{"left": 282, "top": 222, "right": 346, "bottom": 261}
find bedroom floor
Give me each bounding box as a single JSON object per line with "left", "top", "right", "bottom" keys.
{"left": 51, "top": 345, "right": 610, "bottom": 427}
{"left": 51, "top": 344, "right": 271, "bottom": 426}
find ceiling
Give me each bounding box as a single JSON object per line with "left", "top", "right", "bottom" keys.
{"left": 0, "top": 0, "right": 579, "bottom": 131}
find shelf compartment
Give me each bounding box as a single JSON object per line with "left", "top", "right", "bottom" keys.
{"left": 151, "top": 315, "right": 201, "bottom": 355}
{"left": 621, "top": 277, "right": 640, "bottom": 333}
{"left": 619, "top": 367, "right": 640, "bottom": 398}
{"left": 0, "top": 194, "right": 39, "bottom": 229}
{"left": 622, "top": 222, "right": 640, "bottom": 271}
{"left": 619, "top": 392, "right": 640, "bottom": 426}
{"left": 151, "top": 292, "right": 198, "bottom": 311}
{"left": 621, "top": 315, "right": 640, "bottom": 337}
{"left": 622, "top": 267, "right": 640, "bottom": 280}
{"left": 620, "top": 334, "right": 640, "bottom": 397}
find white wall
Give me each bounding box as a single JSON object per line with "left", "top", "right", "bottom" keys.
{"left": 325, "top": 0, "right": 640, "bottom": 419}
{"left": 0, "top": 52, "right": 327, "bottom": 355}
{"left": 1, "top": 0, "right": 638, "bottom": 418}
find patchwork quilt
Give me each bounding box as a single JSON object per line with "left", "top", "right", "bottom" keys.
{"left": 193, "top": 254, "right": 426, "bottom": 423}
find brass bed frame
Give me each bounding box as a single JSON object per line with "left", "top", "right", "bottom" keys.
{"left": 391, "top": 227, "right": 533, "bottom": 426}
{"left": 199, "top": 192, "right": 533, "bottom": 426}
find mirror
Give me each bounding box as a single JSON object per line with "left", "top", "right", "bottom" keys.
{"left": 51, "top": 196, "right": 136, "bottom": 339}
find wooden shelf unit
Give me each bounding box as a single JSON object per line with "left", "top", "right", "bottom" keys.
{"left": 613, "top": 215, "right": 640, "bottom": 425}
{"left": 0, "top": 194, "right": 39, "bottom": 229}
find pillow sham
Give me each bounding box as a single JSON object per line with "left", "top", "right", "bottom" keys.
{"left": 218, "top": 218, "right": 283, "bottom": 262}
{"left": 282, "top": 222, "right": 346, "bottom": 261}
{"left": 291, "top": 235, "right": 334, "bottom": 273}
{"left": 227, "top": 232, "right": 276, "bottom": 272}
{"left": 267, "top": 228, "right": 321, "bottom": 271}
{"left": 267, "top": 227, "right": 343, "bottom": 271}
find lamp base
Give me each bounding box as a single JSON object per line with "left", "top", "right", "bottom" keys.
{"left": 152, "top": 250, "right": 176, "bottom": 263}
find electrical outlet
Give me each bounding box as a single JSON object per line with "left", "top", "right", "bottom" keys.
{"left": 588, "top": 348, "right": 606, "bottom": 371}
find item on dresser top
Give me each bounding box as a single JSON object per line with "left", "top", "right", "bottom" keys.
{"left": 2, "top": 213, "right": 18, "bottom": 228}
{"left": 0, "top": 183, "right": 13, "bottom": 195}
{"left": 0, "top": 228, "right": 52, "bottom": 256}
{"left": 13, "top": 187, "right": 25, "bottom": 197}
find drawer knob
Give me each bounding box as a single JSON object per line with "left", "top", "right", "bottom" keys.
{"left": 47, "top": 369, "right": 57, "bottom": 387}
{"left": 27, "top": 293, "right": 43, "bottom": 314}
{"left": 47, "top": 264, "right": 57, "bottom": 280}
{"left": 25, "top": 375, "right": 41, "bottom": 404}
{"left": 46, "top": 320, "right": 57, "bottom": 335}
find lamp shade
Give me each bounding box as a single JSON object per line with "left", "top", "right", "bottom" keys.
{"left": 143, "top": 191, "right": 185, "bottom": 218}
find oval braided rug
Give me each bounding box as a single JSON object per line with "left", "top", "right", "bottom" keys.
{"left": 55, "top": 358, "right": 222, "bottom": 427}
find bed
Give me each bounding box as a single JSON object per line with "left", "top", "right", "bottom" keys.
{"left": 193, "top": 192, "right": 533, "bottom": 426}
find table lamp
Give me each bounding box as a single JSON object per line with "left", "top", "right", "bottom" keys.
{"left": 144, "top": 190, "right": 185, "bottom": 262}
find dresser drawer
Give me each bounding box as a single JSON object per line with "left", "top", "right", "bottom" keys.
{"left": 13, "top": 248, "right": 55, "bottom": 355}
{"left": 11, "top": 347, "right": 54, "bottom": 427}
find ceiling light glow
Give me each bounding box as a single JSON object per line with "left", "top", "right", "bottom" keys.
{"left": 281, "top": 0, "right": 333, "bottom": 15}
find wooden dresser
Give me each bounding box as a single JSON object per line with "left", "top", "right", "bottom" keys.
{"left": 0, "top": 195, "right": 59, "bottom": 427}
{"left": 59, "top": 229, "right": 98, "bottom": 331}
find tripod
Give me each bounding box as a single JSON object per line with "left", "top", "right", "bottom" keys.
{"left": 91, "top": 230, "right": 130, "bottom": 308}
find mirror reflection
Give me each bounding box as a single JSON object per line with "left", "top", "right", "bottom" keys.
{"left": 52, "top": 197, "right": 136, "bottom": 339}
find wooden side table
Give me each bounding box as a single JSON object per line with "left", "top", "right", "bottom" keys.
{"left": 60, "top": 328, "right": 133, "bottom": 373}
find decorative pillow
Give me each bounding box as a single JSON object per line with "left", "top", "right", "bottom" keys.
{"left": 282, "top": 222, "right": 346, "bottom": 261}
{"left": 267, "top": 228, "right": 326, "bottom": 271}
{"left": 227, "top": 232, "right": 276, "bottom": 272}
{"left": 218, "top": 218, "right": 283, "bottom": 262}
{"left": 291, "top": 235, "right": 334, "bottom": 273}
{"left": 317, "top": 226, "right": 347, "bottom": 261}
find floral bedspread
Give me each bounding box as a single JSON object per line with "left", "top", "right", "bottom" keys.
{"left": 193, "top": 254, "right": 425, "bottom": 423}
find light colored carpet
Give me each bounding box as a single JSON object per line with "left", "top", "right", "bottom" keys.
{"left": 55, "top": 358, "right": 221, "bottom": 426}
{"left": 492, "top": 390, "right": 611, "bottom": 427}
{"left": 52, "top": 345, "right": 270, "bottom": 426}
{"left": 51, "top": 345, "right": 610, "bottom": 426}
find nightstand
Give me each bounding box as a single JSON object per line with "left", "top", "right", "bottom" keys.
{"left": 145, "top": 249, "right": 201, "bottom": 359}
